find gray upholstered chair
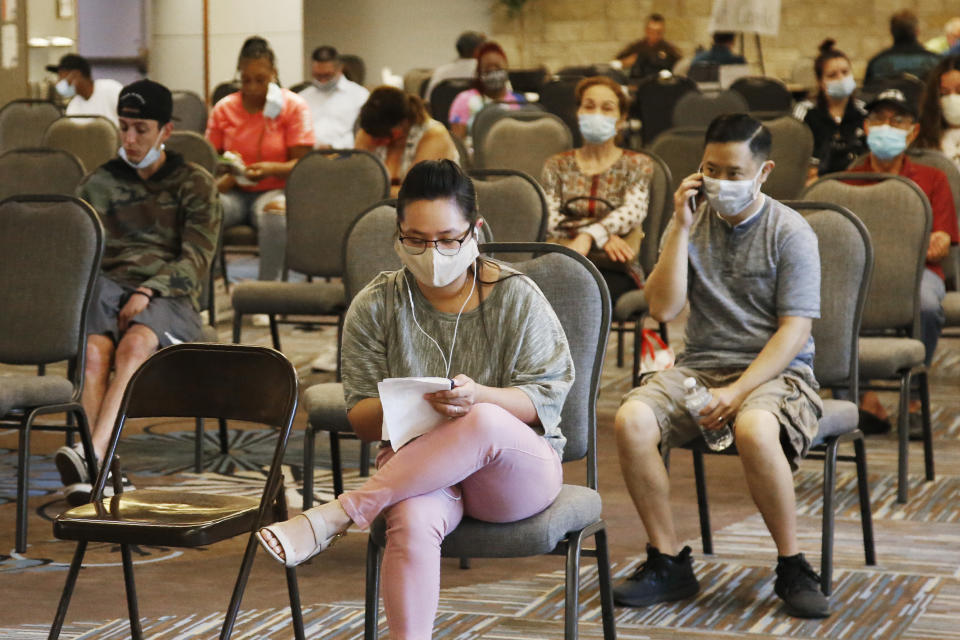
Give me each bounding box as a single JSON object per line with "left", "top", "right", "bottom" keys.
{"left": 803, "top": 173, "right": 933, "bottom": 503}
{"left": 0, "top": 195, "right": 103, "bottom": 553}
{"left": 0, "top": 148, "right": 84, "bottom": 199}
{"left": 682, "top": 202, "right": 877, "bottom": 596}
{"left": 478, "top": 114, "right": 573, "bottom": 182}
{"left": 764, "top": 115, "right": 815, "bottom": 200}
{"left": 231, "top": 149, "right": 390, "bottom": 349}
{"left": 0, "top": 99, "right": 61, "bottom": 152}
{"left": 171, "top": 90, "right": 208, "bottom": 134}
{"left": 166, "top": 130, "right": 218, "bottom": 175}
{"left": 42, "top": 115, "right": 120, "bottom": 174}
{"left": 646, "top": 125, "right": 705, "bottom": 183}
{"left": 363, "top": 242, "right": 615, "bottom": 640}
{"left": 671, "top": 90, "right": 749, "bottom": 128}
{"left": 603, "top": 150, "right": 673, "bottom": 377}
{"left": 471, "top": 104, "right": 546, "bottom": 168}
{"left": 470, "top": 168, "right": 548, "bottom": 243}
{"left": 729, "top": 76, "right": 794, "bottom": 113}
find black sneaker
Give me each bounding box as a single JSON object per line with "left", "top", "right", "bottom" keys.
{"left": 613, "top": 544, "right": 700, "bottom": 607}
{"left": 774, "top": 554, "right": 830, "bottom": 618}
{"left": 55, "top": 443, "right": 91, "bottom": 486}
{"left": 64, "top": 472, "right": 136, "bottom": 507}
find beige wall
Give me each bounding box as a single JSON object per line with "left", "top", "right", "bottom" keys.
{"left": 489, "top": 0, "right": 958, "bottom": 83}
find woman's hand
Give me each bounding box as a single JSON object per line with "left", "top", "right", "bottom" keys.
{"left": 216, "top": 173, "right": 237, "bottom": 193}
{"left": 567, "top": 232, "right": 593, "bottom": 256}
{"left": 244, "top": 162, "right": 280, "bottom": 181}
{"left": 425, "top": 374, "right": 479, "bottom": 418}
{"left": 603, "top": 234, "right": 636, "bottom": 262}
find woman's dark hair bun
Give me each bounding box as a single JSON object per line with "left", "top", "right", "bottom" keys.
{"left": 818, "top": 38, "right": 837, "bottom": 55}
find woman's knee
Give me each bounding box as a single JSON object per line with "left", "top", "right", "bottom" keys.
{"left": 385, "top": 495, "right": 458, "bottom": 547}
{"left": 457, "top": 402, "right": 515, "bottom": 440}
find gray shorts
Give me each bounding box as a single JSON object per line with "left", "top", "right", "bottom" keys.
{"left": 621, "top": 366, "right": 823, "bottom": 469}
{"left": 87, "top": 276, "right": 202, "bottom": 348}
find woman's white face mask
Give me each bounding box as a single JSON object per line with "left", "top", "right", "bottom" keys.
{"left": 701, "top": 164, "right": 767, "bottom": 218}
{"left": 394, "top": 233, "right": 479, "bottom": 288}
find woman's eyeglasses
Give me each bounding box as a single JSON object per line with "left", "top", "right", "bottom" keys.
{"left": 397, "top": 226, "right": 472, "bottom": 256}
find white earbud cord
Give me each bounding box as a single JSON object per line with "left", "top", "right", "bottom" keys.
{"left": 405, "top": 262, "right": 478, "bottom": 378}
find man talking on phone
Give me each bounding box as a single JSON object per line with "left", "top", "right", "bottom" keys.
{"left": 613, "top": 114, "right": 829, "bottom": 618}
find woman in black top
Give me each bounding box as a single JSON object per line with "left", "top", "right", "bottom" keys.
{"left": 793, "top": 40, "right": 868, "bottom": 180}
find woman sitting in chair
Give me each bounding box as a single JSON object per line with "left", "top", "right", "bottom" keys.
{"left": 916, "top": 54, "right": 960, "bottom": 169}
{"left": 448, "top": 41, "right": 526, "bottom": 145}
{"left": 257, "top": 159, "right": 574, "bottom": 640}
{"left": 354, "top": 86, "right": 459, "bottom": 196}
{"left": 541, "top": 75, "right": 653, "bottom": 299}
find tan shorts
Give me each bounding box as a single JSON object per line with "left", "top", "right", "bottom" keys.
{"left": 621, "top": 367, "right": 823, "bottom": 470}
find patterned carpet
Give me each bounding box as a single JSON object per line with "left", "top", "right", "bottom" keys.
{"left": 2, "top": 289, "right": 960, "bottom": 638}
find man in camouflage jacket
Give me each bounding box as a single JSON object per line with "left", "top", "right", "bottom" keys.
{"left": 55, "top": 79, "right": 221, "bottom": 502}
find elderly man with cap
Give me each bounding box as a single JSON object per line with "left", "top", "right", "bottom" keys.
{"left": 848, "top": 88, "right": 959, "bottom": 432}
{"left": 54, "top": 79, "right": 221, "bottom": 503}
{"left": 46, "top": 53, "right": 123, "bottom": 127}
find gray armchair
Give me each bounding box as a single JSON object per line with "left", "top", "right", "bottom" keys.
{"left": 42, "top": 115, "right": 120, "bottom": 174}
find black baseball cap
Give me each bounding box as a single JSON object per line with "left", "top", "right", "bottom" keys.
{"left": 865, "top": 88, "right": 918, "bottom": 118}
{"left": 45, "top": 53, "right": 91, "bottom": 76}
{"left": 117, "top": 79, "right": 173, "bottom": 124}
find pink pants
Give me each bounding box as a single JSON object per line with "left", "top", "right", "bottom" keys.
{"left": 337, "top": 403, "right": 563, "bottom": 640}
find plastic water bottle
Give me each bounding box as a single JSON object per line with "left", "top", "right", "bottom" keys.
{"left": 682, "top": 377, "right": 733, "bottom": 451}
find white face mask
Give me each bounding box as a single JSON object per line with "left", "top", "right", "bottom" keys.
{"left": 312, "top": 76, "right": 338, "bottom": 92}
{"left": 55, "top": 78, "right": 76, "bottom": 98}
{"left": 118, "top": 136, "right": 165, "bottom": 170}
{"left": 702, "top": 164, "right": 766, "bottom": 218}
{"left": 263, "top": 82, "right": 284, "bottom": 119}
{"left": 941, "top": 94, "right": 960, "bottom": 127}
{"left": 395, "top": 233, "right": 479, "bottom": 288}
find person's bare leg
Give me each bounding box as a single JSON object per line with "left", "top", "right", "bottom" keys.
{"left": 734, "top": 409, "right": 799, "bottom": 556}
{"left": 615, "top": 400, "right": 678, "bottom": 554}
{"left": 89, "top": 325, "right": 158, "bottom": 460}
{"left": 81, "top": 334, "right": 115, "bottom": 428}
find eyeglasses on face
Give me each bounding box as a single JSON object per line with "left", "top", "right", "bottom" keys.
{"left": 396, "top": 226, "right": 473, "bottom": 256}
{"left": 866, "top": 113, "right": 914, "bottom": 128}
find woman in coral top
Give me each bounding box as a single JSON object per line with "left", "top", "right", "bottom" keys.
{"left": 205, "top": 36, "right": 315, "bottom": 281}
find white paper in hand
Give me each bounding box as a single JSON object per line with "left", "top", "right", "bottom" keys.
{"left": 377, "top": 377, "right": 454, "bottom": 451}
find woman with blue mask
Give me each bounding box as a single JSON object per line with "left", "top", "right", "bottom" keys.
{"left": 542, "top": 76, "right": 653, "bottom": 299}
{"left": 915, "top": 55, "right": 960, "bottom": 171}
{"left": 792, "top": 39, "right": 867, "bottom": 180}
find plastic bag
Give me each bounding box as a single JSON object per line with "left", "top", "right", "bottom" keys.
{"left": 639, "top": 329, "right": 674, "bottom": 373}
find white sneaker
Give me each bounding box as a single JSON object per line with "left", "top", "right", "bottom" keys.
{"left": 252, "top": 314, "right": 271, "bottom": 327}
{"left": 55, "top": 443, "right": 90, "bottom": 486}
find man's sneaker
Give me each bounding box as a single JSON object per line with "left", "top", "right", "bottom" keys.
{"left": 55, "top": 443, "right": 91, "bottom": 486}
{"left": 64, "top": 472, "right": 136, "bottom": 507}
{"left": 613, "top": 544, "right": 700, "bottom": 607}
{"left": 774, "top": 554, "right": 830, "bottom": 618}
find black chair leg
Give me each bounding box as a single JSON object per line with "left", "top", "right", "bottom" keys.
{"left": 897, "top": 372, "right": 911, "bottom": 504}
{"left": 820, "top": 438, "right": 839, "bottom": 596}
{"left": 74, "top": 409, "right": 98, "bottom": 491}
{"left": 194, "top": 417, "right": 204, "bottom": 473}
{"left": 692, "top": 449, "right": 713, "bottom": 555}
{"left": 854, "top": 436, "right": 877, "bottom": 566}
{"left": 220, "top": 533, "right": 263, "bottom": 640}
{"left": 269, "top": 315, "right": 282, "bottom": 351}
{"left": 330, "top": 431, "right": 344, "bottom": 497}
{"left": 303, "top": 425, "right": 316, "bottom": 510}
{"left": 631, "top": 316, "right": 643, "bottom": 387}
{"left": 232, "top": 312, "right": 242, "bottom": 344}
{"left": 218, "top": 418, "right": 229, "bottom": 454}
{"left": 616, "top": 320, "right": 625, "bottom": 368}
{"left": 120, "top": 544, "right": 144, "bottom": 639}
{"left": 16, "top": 415, "right": 31, "bottom": 554}
{"left": 594, "top": 526, "right": 617, "bottom": 640}
{"left": 919, "top": 372, "right": 934, "bottom": 481}
{"left": 359, "top": 440, "right": 371, "bottom": 477}
{"left": 48, "top": 541, "right": 87, "bottom": 640}
{"left": 459, "top": 557, "right": 471, "bottom": 569}
{"left": 564, "top": 530, "right": 585, "bottom": 640}
{"left": 364, "top": 540, "right": 383, "bottom": 640}
{"left": 284, "top": 566, "right": 305, "bottom": 640}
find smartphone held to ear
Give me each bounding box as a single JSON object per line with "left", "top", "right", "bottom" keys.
{"left": 688, "top": 182, "right": 705, "bottom": 212}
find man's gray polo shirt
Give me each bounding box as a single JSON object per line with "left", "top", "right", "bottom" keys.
{"left": 671, "top": 196, "right": 821, "bottom": 385}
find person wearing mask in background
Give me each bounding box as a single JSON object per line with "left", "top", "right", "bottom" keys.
{"left": 924, "top": 17, "right": 960, "bottom": 55}
{"left": 205, "top": 36, "right": 314, "bottom": 282}
{"left": 691, "top": 32, "right": 747, "bottom": 66}
{"left": 848, "top": 89, "right": 959, "bottom": 433}
{"left": 55, "top": 80, "right": 220, "bottom": 505}
{"left": 613, "top": 113, "right": 829, "bottom": 619}
{"left": 916, "top": 55, "right": 960, "bottom": 170}
{"left": 793, "top": 40, "right": 867, "bottom": 182}
{"left": 615, "top": 13, "right": 682, "bottom": 81}
{"left": 299, "top": 45, "right": 369, "bottom": 150}
{"left": 46, "top": 53, "right": 123, "bottom": 127}
{"left": 355, "top": 86, "right": 459, "bottom": 196}
{"left": 864, "top": 10, "right": 939, "bottom": 84}
{"left": 542, "top": 76, "right": 652, "bottom": 300}
{"left": 448, "top": 41, "right": 526, "bottom": 148}
{"left": 424, "top": 31, "right": 486, "bottom": 101}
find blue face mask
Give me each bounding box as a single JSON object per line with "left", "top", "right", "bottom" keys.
{"left": 119, "top": 140, "right": 165, "bottom": 170}
{"left": 578, "top": 113, "right": 617, "bottom": 144}
{"left": 825, "top": 74, "right": 856, "bottom": 99}
{"left": 866, "top": 125, "right": 908, "bottom": 160}
{"left": 55, "top": 78, "right": 76, "bottom": 98}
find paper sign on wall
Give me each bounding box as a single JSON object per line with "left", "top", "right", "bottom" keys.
{"left": 1, "top": 23, "right": 17, "bottom": 69}
{"left": 708, "top": 0, "right": 781, "bottom": 36}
